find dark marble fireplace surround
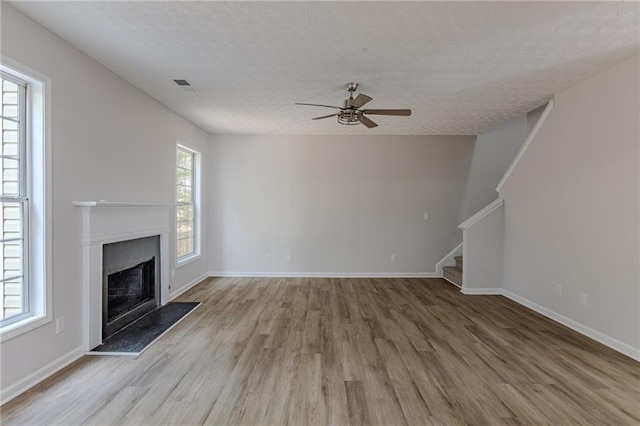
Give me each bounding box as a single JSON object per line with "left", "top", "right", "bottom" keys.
{"left": 102, "top": 236, "right": 160, "bottom": 340}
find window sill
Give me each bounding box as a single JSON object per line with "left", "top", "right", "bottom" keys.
{"left": 0, "top": 313, "right": 51, "bottom": 343}
{"left": 176, "top": 253, "right": 201, "bottom": 268}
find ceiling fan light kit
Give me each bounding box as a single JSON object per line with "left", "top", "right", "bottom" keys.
{"left": 338, "top": 110, "right": 360, "bottom": 126}
{"left": 295, "top": 82, "right": 412, "bottom": 128}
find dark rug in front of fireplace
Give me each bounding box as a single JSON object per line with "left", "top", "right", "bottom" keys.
{"left": 91, "top": 302, "right": 200, "bottom": 355}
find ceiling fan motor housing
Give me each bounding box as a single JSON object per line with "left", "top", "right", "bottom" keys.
{"left": 338, "top": 110, "right": 360, "bottom": 125}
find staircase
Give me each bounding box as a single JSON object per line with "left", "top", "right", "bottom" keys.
{"left": 443, "top": 256, "right": 463, "bottom": 287}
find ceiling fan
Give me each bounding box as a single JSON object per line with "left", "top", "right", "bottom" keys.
{"left": 295, "top": 82, "right": 411, "bottom": 128}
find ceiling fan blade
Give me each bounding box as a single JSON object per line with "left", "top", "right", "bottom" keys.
{"left": 312, "top": 113, "right": 338, "bottom": 120}
{"left": 359, "top": 114, "right": 378, "bottom": 128}
{"left": 295, "top": 102, "right": 342, "bottom": 109}
{"left": 362, "top": 109, "right": 412, "bottom": 116}
{"left": 352, "top": 93, "right": 373, "bottom": 108}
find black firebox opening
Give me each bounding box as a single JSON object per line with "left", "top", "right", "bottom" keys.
{"left": 103, "top": 257, "right": 156, "bottom": 339}
{"left": 107, "top": 258, "right": 155, "bottom": 322}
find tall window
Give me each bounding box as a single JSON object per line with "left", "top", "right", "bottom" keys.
{"left": 0, "top": 62, "right": 49, "bottom": 340}
{"left": 1, "top": 73, "right": 28, "bottom": 325}
{"left": 176, "top": 144, "right": 199, "bottom": 262}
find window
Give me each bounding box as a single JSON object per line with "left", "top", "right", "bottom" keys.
{"left": 0, "top": 61, "right": 50, "bottom": 340}
{"left": 176, "top": 144, "right": 199, "bottom": 263}
{"left": 1, "top": 73, "right": 27, "bottom": 325}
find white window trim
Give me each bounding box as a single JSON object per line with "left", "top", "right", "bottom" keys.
{"left": 0, "top": 58, "right": 52, "bottom": 342}
{"left": 175, "top": 141, "right": 201, "bottom": 267}
{"left": 0, "top": 71, "right": 30, "bottom": 328}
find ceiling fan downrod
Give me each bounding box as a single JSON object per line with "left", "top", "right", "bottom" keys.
{"left": 339, "top": 82, "right": 361, "bottom": 124}
{"left": 343, "top": 82, "right": 359, "bottom": 109}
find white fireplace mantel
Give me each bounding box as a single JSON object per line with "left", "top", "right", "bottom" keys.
{"left": 75, "top": 201, "right": 175, "bottom": 351}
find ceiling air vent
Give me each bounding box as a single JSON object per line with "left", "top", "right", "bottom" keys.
{"left": 173, "top": 79, "right": 197, "bottom": 92}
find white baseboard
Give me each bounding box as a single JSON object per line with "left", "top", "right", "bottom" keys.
{"left": 6, "top": 278, "right": 634, "bottom": 407}
{"left": 168, "top": 272, "right": 210, "bottom": 300}
{"left": 1, "top": 275, "right": 207, "bottom": 406}
{"left": 501, "top": 289, "right": 640, "bottom": 362}
{"left": 442, "top": 276, "right": 462, "bottom": 288}
{"left": 208, "top": 271, "right": 438, "bottom": 278}
{"left": 1, "top": 345, "right": 84, "bottom": 405}
{"left": 435, "top": 243, "right": 463, "bottom": 276}
{"left": 460, "top": 287, "right": 502, "bottom": 295}
{"left": 460, "top": 286, "right": 640, "bottom": 361}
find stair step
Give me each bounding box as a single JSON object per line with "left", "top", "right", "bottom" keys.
{"left": 442, "top": 266, "right": 462, "bottom": 287}
{"left": 454, "top": 255, "right": 463, "bottom": 269}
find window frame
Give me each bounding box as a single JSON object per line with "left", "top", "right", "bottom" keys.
{"left": 175, "top": 142, "right": 201, "bottom": 267}
{"left": 0, "top": 59, "right": 52, "bottom": 342}
{"left": 0, "top": 71, "right": 30, "bottom": 327}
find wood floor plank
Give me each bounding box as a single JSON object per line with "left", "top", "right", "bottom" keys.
{"left": 344, "top": 381, "right": 370, "bottom": 426}
{"left": 411, "top": 369, "right": 465, "bottom": 425}
{"left": 2, "top": 277, "right": 639, "bottom": 425}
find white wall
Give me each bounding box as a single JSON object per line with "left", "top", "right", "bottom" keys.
{"left": 459, "top": 114, "right": 527, "bottom": 223}
{"left": 526, "top": 105, "right": 546, "bottom": 135}
{"left": 208, "top": 134, "right": 475, "bottom": 275}
{"left": 0, "top": 4, "right": 209, "bottom": 397}
{"left": 500, "top": 55, "right": 640, "bottom": 355}
{"left": 461, "top": 202, "right": 504, "bottom": 292}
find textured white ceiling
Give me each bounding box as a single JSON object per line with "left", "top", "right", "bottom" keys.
{"left": 11, "top": 1, "right": 640, "bottom": 135}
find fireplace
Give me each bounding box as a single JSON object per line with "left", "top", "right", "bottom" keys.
{"left": 75, "top": 201, "right": 173, "bottom": 351}
{"left": 102, "top": 235, "right": 160, "bottom": 340}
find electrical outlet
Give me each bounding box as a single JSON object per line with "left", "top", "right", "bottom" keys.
{"left": 555, "top": 284, "right": 562, "bottom": 296}
{"left": 423, "top": 212, "right": 430, "bottom": 221}
{"left": 286, "top": 254, "right": 292, "bottom": 262}
{"left": 580, "top": 293, "right": 588, "bottom": 306}
{"left": 56, "top": 316, "right": 66, "bottom": 334}
{"left": 390, "top": 254, "right": 397, "bottom": 263}
{"left": 265, "top": 254, "right": 271, "bottom": 262}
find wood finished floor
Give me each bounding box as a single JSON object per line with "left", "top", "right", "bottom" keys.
{"left": 2, "top": 277, "right": 639, "bottom": 425}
